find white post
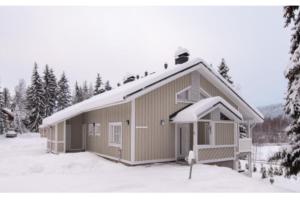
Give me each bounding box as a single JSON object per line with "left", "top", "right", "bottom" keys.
{"left": 233, "top": 122, "right": 238, "bottom": 170}
{"left": 175, "top": 123, "right": 178, "bottom": 160}
{"left": 64, "top": 120, "right": 66, "bottom": 153}
{"left": 131, "top": 99, "right": 136, "bottom": 163}
{"left": 248, "top": 153, "right": 252, "bottom": 177}
{"left": 193, "top": 122, "right": 198, "bottom": 163}
{"left": 55, "top": 124, "right": 58, "bottom": 154}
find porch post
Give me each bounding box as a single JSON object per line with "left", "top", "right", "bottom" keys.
{"left": 193, "top": 122, "right": 198, "bottom": 163}
{"left": 175, "top": 123, "right": 178, "bottom": 160}
{"left": 248, "top": 153, "right": 252, "bottom": 177}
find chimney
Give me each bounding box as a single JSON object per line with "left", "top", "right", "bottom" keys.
{"left": 175, "top": 47, "right": 189, "bottom": 65}
{"left": 164, "top": 63, "right": 168, "bottom": 69}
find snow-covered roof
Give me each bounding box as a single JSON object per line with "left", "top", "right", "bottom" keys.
{"left": 171, "top": 97, "right": 243, "bottom": 123}
{"left": 43, "top": 56, "right": 263, "bottom": 126}
{"left": 43, "top": 59, "right": 202, "bottom": 126}
{"left": 1, "top": 108, "right": 14, "bottom": 118}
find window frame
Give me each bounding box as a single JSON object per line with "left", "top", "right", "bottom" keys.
{"left": 94, "top": 123, "right": 101, "bottom": 136}
{"left": 88, "top": 123, "right": 94, "bottom": 136}
{"left": 108, "top": 122, "right": 122, "bottom": 148}
{"left": 175, "top": 86, "right": 193, "bottom": 104}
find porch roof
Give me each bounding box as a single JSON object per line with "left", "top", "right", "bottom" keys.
{"left": 171, "top": 96, "right": 243, "bottom": 123}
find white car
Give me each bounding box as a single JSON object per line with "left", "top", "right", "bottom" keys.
{"left": 5, "top": 130, "right": 17, "bottom": 138}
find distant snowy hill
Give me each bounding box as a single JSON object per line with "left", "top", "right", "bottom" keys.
{"left": 258, "top": 103, "right": 285, "bottom": 119}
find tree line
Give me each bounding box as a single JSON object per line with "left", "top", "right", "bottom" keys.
{"left": 0, "top": 62, "right": 113, "bottom": 134}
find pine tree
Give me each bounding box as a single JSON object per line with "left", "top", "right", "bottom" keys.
{"left": 56, "top": 72, "right": 71, "bottom": 111}
{"left": 43, "top": 65, "right": 57, "bottom": 117}
{"left": 284, "top": 6, "right": 300, "bottom": 55}
{"left": 3, "top": 88, "right": 11, "bottom": 108}
{"left": 26, "top": 63, "right": 45, "bottom": 132}
{"left": 73, "top": 81, "right": 84, "bottom": 104}
{"left": 94, "top": 73, "right": 102, "bottom": 95}
{"left": 82, "top": 81, "right": 90, "bottom": 100}
{"left": 270, "top": 7, "right": 300, "bottom": 177}
{"left": 218, "top": 58, "right": 233, "bottom": 84}
{"left": 12, "top": 79, "right": 27, "bottom": 133}
{"left": 0, "top": 87, "right": 5, "bottom": 134}
{"left": 88, "top": 83, "right": 94, "bottom": 98}
{"left": 105, "top": 81, "right": 112, "bottom": 91}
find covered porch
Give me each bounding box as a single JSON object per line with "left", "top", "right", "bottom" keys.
{"left": 171, "top": 97, "right": 244, "bottom": 169}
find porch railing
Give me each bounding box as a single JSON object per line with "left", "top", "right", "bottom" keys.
{"left": 197, "top": 145, "right": 235, "bottom": 163}
{"left": 238, "top": 138, "right": 252, "bottom": 153}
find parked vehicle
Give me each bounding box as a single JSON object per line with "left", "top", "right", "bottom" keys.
{"left": 5, "top": 130, "right": 17, "bottom": 138}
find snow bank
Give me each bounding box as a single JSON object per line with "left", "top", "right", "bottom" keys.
{"left": 0, "top": 135, "right": 290, "bottom": 192}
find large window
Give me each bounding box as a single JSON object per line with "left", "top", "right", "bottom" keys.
{"left": 88, "top": 123, "right": 101, "bottom": 136}
{"left": 176, "top": 87, "right": 191, "bottom": 103}
{"left": 108, "top": 122, "right": 122, "bottom": 148}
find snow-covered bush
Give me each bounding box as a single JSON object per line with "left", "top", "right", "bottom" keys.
{"left": 268, "top": 165, "right": 274, "bottom": 177}
{"left": 261, "top": 166, "right": 267, "bottom": 179}
{"left": 253, "top": 164, "right": 257, "bottom": 172}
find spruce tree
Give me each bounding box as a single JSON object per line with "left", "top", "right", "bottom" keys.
{"left": 73, "top": 81, "right": 84, "bottom": 104}
{"left": 3, "top": 88, "right": 11, "bottom": 108}
{"left": 94, "top": 73, "right": 102, "bottom": 95}
{"left": 105, "top": 81, "right": 112, "bottom": 91}
{"left": 13, "top": 79, "right": 27, "bottom": 133}
{"left": 218, "top": 58, "right": 233, "bottom": 84}
{"left": 56, "top": 72, "right": 71, "bottom": 111}
{"left": 88, "top": 83, "right": 94, "bottom": 98}
{"left": 270, "top": 6, "right": 300, "bottom": 177}
{"left": 0, "top": 87, "right": 5, "bottom": 134}
{"left": 43, "top": 65, "right": 57, "bottom": 117}
{"left": 82, "top": 81, "right": 89, "bottom": 100}
{"left": 26, "top": 63, "right": 45, "bottom": 132}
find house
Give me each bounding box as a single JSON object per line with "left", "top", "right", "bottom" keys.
{"left": 1, "top": 107, "right": 14, "bottom": 130}
{"left": 40, "top": 49, "right": 263, "bottom": 174}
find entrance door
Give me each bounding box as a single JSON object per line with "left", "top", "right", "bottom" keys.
{"left": 177, "top": 124, "right": 191, "bottom": 160}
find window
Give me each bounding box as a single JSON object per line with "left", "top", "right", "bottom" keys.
{"left": 88, "top": 123, "right": 101, "bottom": 136}
{"left": 95, "top": 123, "right": 101, "bottom": 136}
{"left": 88, "top": 123, "right": 94, "bottom": 136}
{"left": 108, "top": 122, "right": 122, "bottom": 148}
{"left": 176, "top": 87, "right": 191, "bottom": 103}
{"left": 220, "top": 112, "right": 231, "bottom": 121}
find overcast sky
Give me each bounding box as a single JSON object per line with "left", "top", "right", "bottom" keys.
{"left": 0, "top": 6, "right": 290, "bottom": 107}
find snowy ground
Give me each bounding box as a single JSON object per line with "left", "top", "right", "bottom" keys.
{"left": 0, "top": 134, "right": 296, "bottom": 192}
{"left": 244, "top": 144, "right": 300, "bottom": 192}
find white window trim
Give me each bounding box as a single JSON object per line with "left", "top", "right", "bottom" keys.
{"left": 199, "top": 87, "right": 211, "bottom": 98}
{"left": 94, "top": 123, "right": 101, "bottom": 136}
{"left": 175, "top": 86, "right": 194, "bottom": 104}
{"left": 88, "top": 123, "right": 94, "bottom": 136}
{"left": 108, "top": 122, "right": 122, "bottom": 148}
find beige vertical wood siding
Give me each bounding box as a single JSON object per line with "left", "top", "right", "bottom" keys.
{"left": 200, "top": 74, "right": 238, "bottom": 109}
{"left": 215, "top": 122, "right": 234, "bottom": 145}
{"left": 198, "top": 147, "right": 234, "bottom": 161}
{"left": 84, "top": 102, "right": 131, "bottom": 161}
{"left": 67, "top": 115, "right": 84, "bottom": 150}
{"left": 57, "top": 122, "right": 64, "bottom": 141}
{"left": 135, "top": 73, "right": 191, "bottom": 161}
{"left": 56, "top": 121, "right": 65, "bottom": 153}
